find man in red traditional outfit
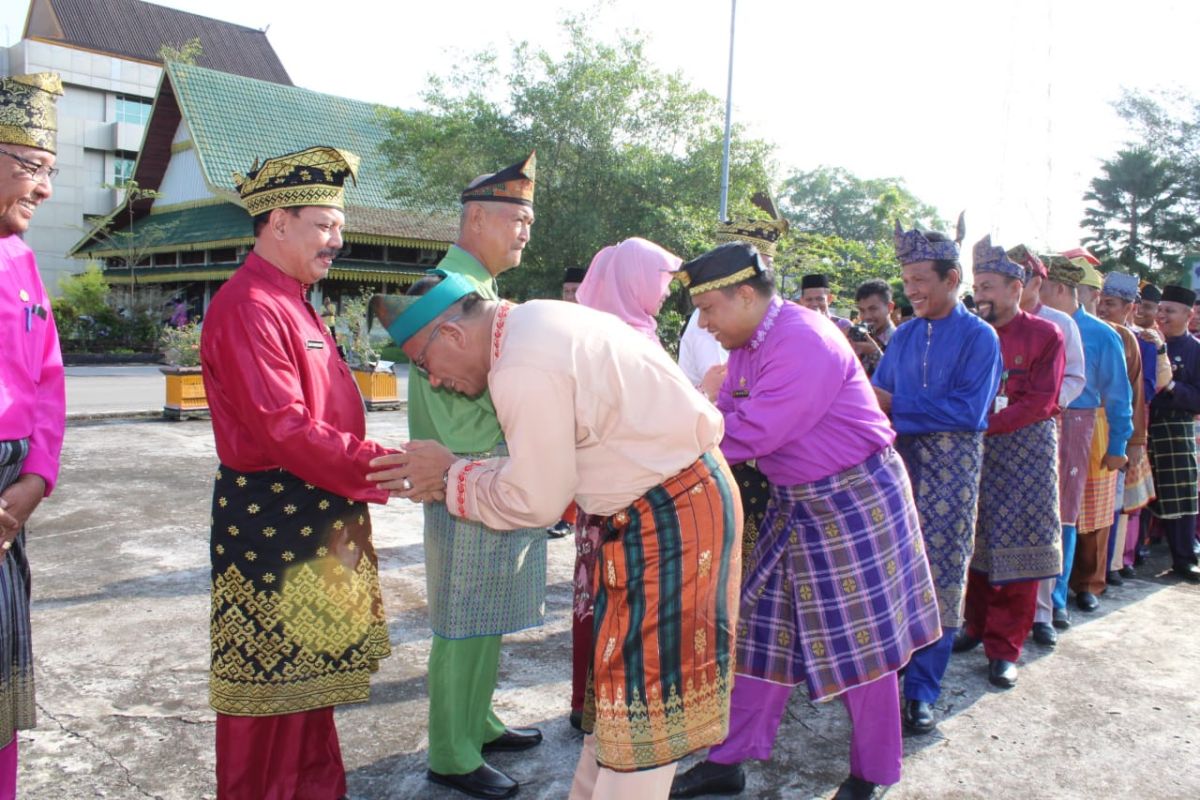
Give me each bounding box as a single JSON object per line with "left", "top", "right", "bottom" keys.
{"left": 200, "top": 146, "right": 395, "bottom": 799}
{"left": 955, "top": 237, "right": 1065, "bottom": 688}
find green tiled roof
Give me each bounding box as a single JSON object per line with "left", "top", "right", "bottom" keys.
{"left": 170, "top": 61, "right": 455, "bottom": 243}
{"left": 102, "top": 259, "right": 428, "bottom": 286}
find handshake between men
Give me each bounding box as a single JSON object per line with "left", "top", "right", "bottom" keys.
{"left": 367, "top": 443, "right": 457, "bottom": 504}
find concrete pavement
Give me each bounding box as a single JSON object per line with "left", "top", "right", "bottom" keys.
{"left": 16, "top": 409, "right": 1200, "bottom": 798}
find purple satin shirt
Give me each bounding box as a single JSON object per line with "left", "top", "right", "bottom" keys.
{"left": 717, "top": 296, "right": 894, "bottom": 485}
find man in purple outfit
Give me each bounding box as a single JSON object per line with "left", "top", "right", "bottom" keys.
{"left": 672, "top": 242, "right": 940, "bottom": 800}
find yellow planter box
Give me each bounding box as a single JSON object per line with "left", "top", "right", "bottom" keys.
{"left": 352, "top": 368, "right": 400, "bottom": 411}
{"left": 160, "top": 366, "right": 208, "bottom": 419}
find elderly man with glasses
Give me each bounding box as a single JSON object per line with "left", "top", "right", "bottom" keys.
{"left": 0, "top": 72, "right": 66, "bottom": 798}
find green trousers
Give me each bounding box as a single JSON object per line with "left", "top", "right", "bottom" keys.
{"left": 427, "top": 633, "right": 508, "bottom": 774}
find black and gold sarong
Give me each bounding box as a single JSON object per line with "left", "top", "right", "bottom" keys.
{"left": 209, "top": 466, "right": 390, "bottom": 716}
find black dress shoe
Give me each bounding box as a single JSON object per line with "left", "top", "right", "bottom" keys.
{"left": 1075, "top": 591, "right": 1099, "bottom": 612}
{"left": 481, "top": 727, "right": 543, "bottom": 754}
{"left": 951, "top": 630, "right": 982, "bottom": 653}
{"left": 428, "top": 763, "right": 518, "bottom": 799}
{"left": 988, "top": 658, "right": 1018, "bottom": 689}
{"left": 1106, "top": 570, "right": 1124, "bottom": 587}
{"left": 1118, "top": 565, "right": 1136, "bottom": 579}
{"left": 1031, "top": 622, "right": 1057, "bottom": 647}
{"left": 568, "top": 709, "right": 583, "bottom": 731}
{"left": 832, "top": 774, "right": 883, "bottom": 800}
{"left": 669, "top": 760, "right": 745, "bottom": 798}
{"left": 1052, "top": 607, "right": 1071, "bottom": 630}
{"left": 546, "top": 520, "right": 571, "bottom": 539}
{"left": 903, "top": 699, "right": 935, "bottom": 734}
{"left": 1172, "top": 563, "right": 1200, "bottom": 583}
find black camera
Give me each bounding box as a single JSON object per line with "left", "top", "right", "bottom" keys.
{"left": 847, "top": 322, "right": 872, "bottom": 343}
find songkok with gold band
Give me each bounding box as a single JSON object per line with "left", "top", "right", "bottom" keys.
{"left": 460, "top": 151, "right": 536, "bottom": 206}
{"left": 234, "top": 146, "right": 360, "bottom": 217}
{"left": 715, "top": 191, "right": 789, "bottom": 257}
{"left": 1101, "top": 271, "right": 1139, "bottom": 303}
{"left": 1161, "top": 284, "right": 1197, "bottom": 307}
{"left": 893, "top": 211, "right": 966, "bottom": 266}
{"left": 972, "top": 235, "right": 1024, "bottom": 281}
{"left": 0, "top": 72, "right": 64, "bottom": 154}
{"left": 1044, "top": 255, "right": 1084, "bottom": 287}
{"left": 369, "top": 271, "right": 477, "bottom": 346}
{"left": 1007, "top": 244, "right": 1046, "bottom": 279}
{"left": 675, "top": 242, "right": 766, "bottom": 297}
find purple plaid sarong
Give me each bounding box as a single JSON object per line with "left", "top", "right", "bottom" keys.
{"left": 735, "top": 447, "right": 941, "bottom": 702}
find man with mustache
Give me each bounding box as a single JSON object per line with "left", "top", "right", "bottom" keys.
{"left": 872, "top": 220, "right": 1003, "bottom": 733}
{"left": 0, "top": 72, "right": 66, "bottom": 797}
{"left": 200, "top": 147, "right": 394, "bottom": 799}
{"left": 955, "top": 237, "right": 1064, "bottom": 689}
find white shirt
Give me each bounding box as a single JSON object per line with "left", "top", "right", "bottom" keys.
{"left": 677, "top": 308, "right": 728, "bottom": 385}
{"left": 1036, "top": 303, "right": 1087, "bottom": 406}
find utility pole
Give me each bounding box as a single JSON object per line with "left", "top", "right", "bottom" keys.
{"left": 718, "top": 0, "right": 737, "bottom": 221}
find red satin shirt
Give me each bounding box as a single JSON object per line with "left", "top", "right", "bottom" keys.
{"left": 200, "top": 252, "right": 390, "bottom": 503}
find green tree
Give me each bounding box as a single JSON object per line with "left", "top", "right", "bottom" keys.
{"left": 158, "top": 38, "right": 203, "bottom": 65}
{"left": 56, "top": 261, "right": 110, "bottom": 316}
{"left": 377, "top": 14, "right": 774, "bottom": 301}
{"left": 1080, "top": 148, "right": 1198, "bottom": 278}
{"left": 778, "top": 166, "right": 944, "bottom": 242}
{"left": 773, "top": 233, "right": 899, "bottom": 306}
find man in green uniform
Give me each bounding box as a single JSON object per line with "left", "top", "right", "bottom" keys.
{"left": 412, "top": 153, "right": 547, "bottom": 800}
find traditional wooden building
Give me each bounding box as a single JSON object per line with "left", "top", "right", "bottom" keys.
{"left": 70, "top": 60, "right": 457, "bottom": 314}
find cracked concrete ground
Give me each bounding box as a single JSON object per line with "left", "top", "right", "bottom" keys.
{"left": 19, "top": 414, "right": 1200, "bottom": 798}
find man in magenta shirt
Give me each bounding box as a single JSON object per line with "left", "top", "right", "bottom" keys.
{"left": 0, "top": 72, "right": 65, "bottom": 798}
{"left": 672, "top": 242, "right": 940, "bottom": 800}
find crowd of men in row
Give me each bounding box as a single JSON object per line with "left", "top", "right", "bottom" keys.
{"left": 5, "top": 70, "right": 1199, "bottom": 800}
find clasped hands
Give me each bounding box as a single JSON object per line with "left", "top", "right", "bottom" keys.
{"left": 367, "top": 440, "right": 458, "bottom": 503}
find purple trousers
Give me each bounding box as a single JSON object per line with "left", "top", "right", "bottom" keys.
{"left": 708, "top": 673, "right": 901, "bottom": 785}
{"left": 0, "top": 734, "right": 15, "bottom": 800}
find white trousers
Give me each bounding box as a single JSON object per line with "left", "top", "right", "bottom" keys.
{"left": 568, "top": 734, "right": 678, "bottom": 800}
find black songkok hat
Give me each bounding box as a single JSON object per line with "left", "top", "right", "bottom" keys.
{"left": 1162, "top": 285, "right": 1197, "bottom": 307}
{"left": 801, "top": 273, "right": 830, "bottom": 291}
{"left": 675, "top": 242, "right": 765, "bottom": 297}
{"left": 563, "top": 266, "right": 586, "bottom": 284}
{"left": 1140, "top": 283, "right": 1162, "bottom": 303}
{"left": 460, "top": 151, "right": 536, "bottom": 206}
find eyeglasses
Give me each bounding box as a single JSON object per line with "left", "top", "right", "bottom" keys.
{"left": 0, "top": 147, "right": 59, "bottom": 183}
{"left": 411, "top": 314, "right": 462, "bottom": 377}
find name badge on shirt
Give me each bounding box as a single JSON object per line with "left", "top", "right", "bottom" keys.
{"left": 733, "top": 389, "right": 749, "bottom": 398}
{"left": 993, "top": 395, "right": 1009, "bottom": 413}
{"left": 305, "top": 339, "right": 325, "bottom": 350}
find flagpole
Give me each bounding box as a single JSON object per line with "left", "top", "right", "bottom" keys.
{"left": 718, "top": 0, "right": 736, "bottom": 221}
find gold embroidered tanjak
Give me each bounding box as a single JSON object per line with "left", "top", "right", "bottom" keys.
{"left": 0, "top": 72, "right": 63, "bottom": 153}
{"left": 233, "top": 146, "right": 360, "bottom": 216}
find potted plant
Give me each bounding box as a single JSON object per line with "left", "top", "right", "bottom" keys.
{"left": 158, "top": 319, "right": 208, "bottom": 419}
{"left": 340, "top": 291, "right": 400, "bottom": 411}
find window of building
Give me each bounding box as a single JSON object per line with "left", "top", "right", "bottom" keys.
{"left": 113, "top": 151, "right": 137, "bottom": 187}
{"left": 180, "top": 250, "right": 206, "bottom": 266}
{"left": 209, "top": 248, "right": 238, "bottom": 264}
{"left": 115, "top": 95, "right": 153, "bottom": 126}
{"left": 348, "top": 243, "right": 385, "bottom": 261}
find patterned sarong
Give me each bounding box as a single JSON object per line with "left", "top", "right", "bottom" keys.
{"left": 894, "top": 430, "right": 984, "bottom": 629}
{"left": 972, "top": 419, "right": 1062, "bottom": 583}
{"left": 209, "top": 466, "right": 391, "bottom": 715}
{"left": 590, "top": 451, "right": 741, "bottom": 771}
{"left": 0, "top": 440, "right": 36, "bottom": 747}
{"left": 1059, "top": 409, "right": 1097, "bottom": 525}
{"left": 736, "top": 447, "right": 941, "bottom": 702}
{"left": 731, "top": 461, "right": 770, "bottom": 580}
{"left": 425, "top": 444, "right": 546, "bottom": 638}
{"left": 1148, "top": 410, "right": 1198, "bottom": 520}
{"left": 1123, "top": 448, "right": 1155, "bottom": 512}
{"left": 1079, "top": 409, "right": 1120, "bottom": 531}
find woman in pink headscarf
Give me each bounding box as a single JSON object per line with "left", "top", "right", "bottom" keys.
{"left": 576, "top": 237, "right": 679, "bottom": 344}
{"left": 565, "top": 236, "right": 681, "bottom": 731}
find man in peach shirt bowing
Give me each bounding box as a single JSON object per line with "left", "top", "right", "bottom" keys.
{"left": 368, "top": 273, "right": 742, "bottom": 800}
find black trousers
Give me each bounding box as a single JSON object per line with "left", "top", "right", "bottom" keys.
{"left": 1161, "top": 515, "right": 1199, "bottom": 569}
